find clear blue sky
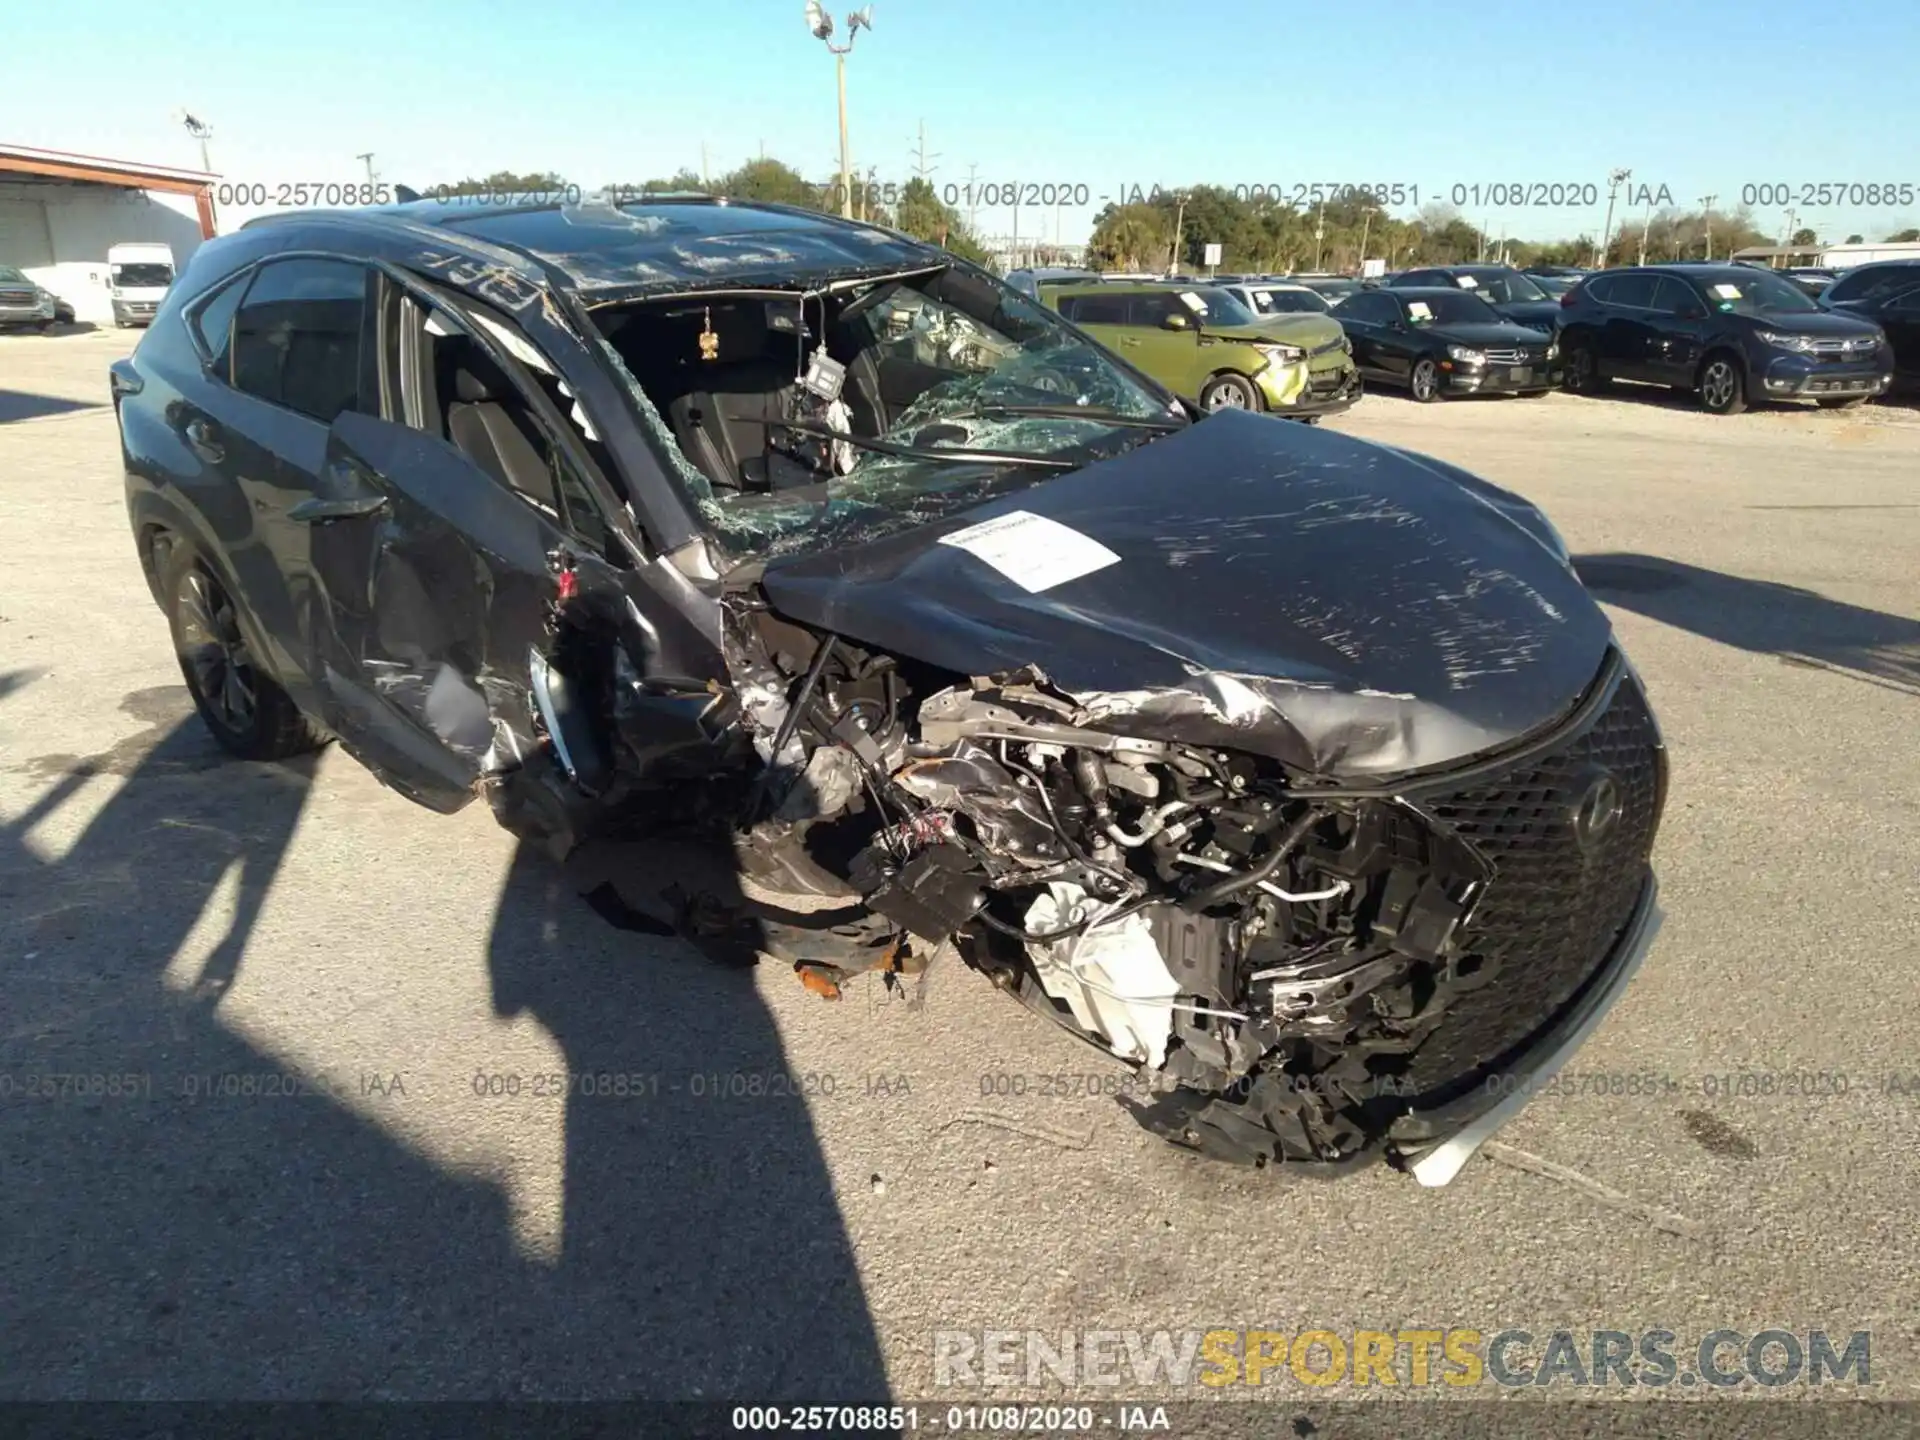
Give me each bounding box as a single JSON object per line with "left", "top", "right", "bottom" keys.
{"left": 10, "top": 0, "right": 1919, "bottom": 246}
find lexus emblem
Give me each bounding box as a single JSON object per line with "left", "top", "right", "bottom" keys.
{"left": 1570, "top": 769, "right": 1624, "bottom": 853}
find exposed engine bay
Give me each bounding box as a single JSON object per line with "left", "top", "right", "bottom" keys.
{"left": 509, "top": 593, "right": 1648, "bottom": 1175}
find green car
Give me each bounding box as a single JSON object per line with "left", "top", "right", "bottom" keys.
{"left": 1043, "top": 282, "right": 1361, "bottom": 417}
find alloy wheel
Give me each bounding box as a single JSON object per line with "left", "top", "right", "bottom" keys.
{"left": 175, "top": 567, "right": 257, "bottom": 733}
{"left": 1412, "top": 361, "right": 1437, "bottom": 401}
{"left": 1701, "top": 361, "right": 1736, "bottom": 411}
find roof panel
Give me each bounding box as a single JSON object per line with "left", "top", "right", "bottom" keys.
{"left": 396, "top": 199, "right": 939, "bottom": 296}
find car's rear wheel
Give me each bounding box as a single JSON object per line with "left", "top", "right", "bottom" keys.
{"left": 1199, "top": 373, "right": 1262, "bottom": 411}
{"left": 162, "top": 540, "right": 326, "bottom": 761}
{"left": 1816, "top": 395, "right": 1871, "bottom": 409}
{"left": 1409, "top": 358, "right": 1443, "bottom": 403}
{"left": 1697, "top": 353, "right": 1748, "bottom": 415}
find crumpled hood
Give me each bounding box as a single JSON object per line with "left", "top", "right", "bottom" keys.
{"left": 760, "top": 409, "right": 1612, "bottom": 779}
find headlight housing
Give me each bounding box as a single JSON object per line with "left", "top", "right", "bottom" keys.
{"left": 1757, "top": 330, "right": 1817, "bottom": 353}
{"left": 1256, "top": 343, "right": 1305, "bottom": 366}
{"left": 1446, "top": 345, "right": 1486, "bottom": 364}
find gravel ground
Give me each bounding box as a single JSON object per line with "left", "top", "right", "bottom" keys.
{"left": 1, "top": 329, "right": 1916, "bottom": 1423}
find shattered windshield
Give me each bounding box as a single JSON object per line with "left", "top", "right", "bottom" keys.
{"left": 636, "top": 268, "right": 1184, "bottom": 564}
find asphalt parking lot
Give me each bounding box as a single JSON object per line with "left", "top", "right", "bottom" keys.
{"left": 2, "top": 327, "right": 1918, "bottom": 1413}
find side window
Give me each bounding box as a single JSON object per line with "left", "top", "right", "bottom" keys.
{"left": 190, "top": 272, "right": 247, "bottom": 373}
{"left": 230, "top": 258, "right": 371, "bottom": 424}
{"left": 1604, "top": 274, "right": 1658, "bottom": 310}
{"left": 1650, "top": 277, "right": 1701, "bottom": 314}
{"left": 404, "top": 298, "right": 615, "bottom": 555}
{"left": 1341, "top": 293, "right": 1385, "bottom": 323}
{"left": 1061, "top": 293, "right": 1128, "bottom": 325}
{"left": 1888, "top": 284, "right": 1920, "bottom": 313}
{"left": 1127, "top": 292, "right": 1181, "bottom": 326}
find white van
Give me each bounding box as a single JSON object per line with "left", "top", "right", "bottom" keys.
{"left": 107, "top": 242, "right": 177, "bottom": 328}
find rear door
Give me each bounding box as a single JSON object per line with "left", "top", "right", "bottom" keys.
{"left": 1643, "top": 275, "right": 1709, "bottom": 386}
{"left": 1057, "top": 289, "right": 1142, "bottom": 365}
{"left": 1591, "top": 273, "right": 1659, "bottom": 380}
{"left": 172, "top": 256, "right": 380, "bottom": 705}
{"left": 1335, "top": 292, "right": 1402, "bottom": 382}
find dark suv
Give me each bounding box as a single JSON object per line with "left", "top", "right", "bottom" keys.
{"left": 1820, "top": 260, "right": 1920, "bottom": 394}
{"left": 1558, "top": 264, "right": 1893, "bottom": 413}
{"left": 109, "top": 195, "right": 1666, "bottom": 1181}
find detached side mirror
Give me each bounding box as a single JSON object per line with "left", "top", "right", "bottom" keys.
{"left": 1161, "top": 312, "right": 1190, "bottom": 331}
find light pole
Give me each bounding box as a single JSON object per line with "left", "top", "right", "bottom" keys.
{"left": 1312, "top": 200, "right": 1325, "bottom": 271}
{"left": 177, "top": 110, "right": 214, "bottom": 173}
{"left": 1779, "top": 206, "right": 1799, "bottom": 254}
{"left": 806, "top": 3, "right": 873, "bottom": 219}
{"left": 1597, "top": 167, "right": 1631, "bottom": 267}
{"left": 1698, "top": 194, "right": 1716, "bottom": 261}
{"left": 357, "top": 152, "right": 377, "bottom": 184}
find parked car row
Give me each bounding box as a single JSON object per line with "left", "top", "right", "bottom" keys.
{"left": 1041, "top": 281, "right": 1362, "bottom": 418}
{"left": 1293, "top": 258, "right": 1917, "bottom": 415}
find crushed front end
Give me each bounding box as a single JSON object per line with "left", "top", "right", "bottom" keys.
{"left": 709, "top": 609, "right": 1667, "bottom": 1180}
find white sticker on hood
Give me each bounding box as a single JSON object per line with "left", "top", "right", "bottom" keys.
{"left": 1177, "top": 290, "right": 1207, "bottom": 312}
{"left": 938, "top": 510, "right": 1121, "bottom": 593}
{"left": 1456, "top": 274, "right": 1479, "bottom": 288}
{"left": 1712, "top": 283, "right": 1742, "bottom": 299}
{"left": 1408, "top": 300, "right": 1433, "bottom": 320}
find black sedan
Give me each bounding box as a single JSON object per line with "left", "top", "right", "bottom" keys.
{"left": 1333, "top": 287, "right": 1563, "bottom": 401}
{"left": 1390, "top": 265, "right": 1562, "bottom": 332}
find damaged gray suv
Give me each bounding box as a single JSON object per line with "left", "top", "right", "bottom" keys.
{"left": 112, "top": 196, "right": 1666, "bottom": 1182}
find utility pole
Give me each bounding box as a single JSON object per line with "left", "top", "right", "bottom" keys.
{"left": 1597, "top": 167, "right": 1631, "bottom": 267}
{"left": 1780, "top": 206, "right": 1799, "bottom": 252}
{"left": 1313, "top": 200, "right": 1326, "bottom": 270}
{"left": 1170, "top": 192, "right": 1188, "bottom": 275}
{"left": 1358, "top": 209, "right": 1372, "bottom": 268}
{"left": 805, "top": 3, "right": 874, "bottom": 219}
{"left": 910, "top": 119, "right": 937, "bottom": 180}
{"left": 356, "top": 152, "right": 377, "bottom": 183}
{"left": 963, "top": 161, "right": 980, "bottom": 233}
{"left": 1698, "top": 194, "right": 1716, "bottom": 260}
{"left": 1638, "top": 203, "right": 1653, "bottom": 266}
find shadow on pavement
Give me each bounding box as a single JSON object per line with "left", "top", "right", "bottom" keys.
{"left": 1576, "top": 551, "right": 1920, "bottom": 693}
{"left": 0, "top": 684, "right": 886, "bottom": 1400}
{"left": 0, "top": 389, "right": 106, "bottom": 423}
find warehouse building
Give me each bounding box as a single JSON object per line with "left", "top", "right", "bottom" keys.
{"left": 0, "top": 145, "right": 215, "bottom": 325}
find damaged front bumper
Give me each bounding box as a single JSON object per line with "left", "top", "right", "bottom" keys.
{"left": 1392, "top": 872, "right": 1662, "bottom": 1185}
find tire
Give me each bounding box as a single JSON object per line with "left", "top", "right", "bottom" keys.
{"left": 1564, "top": 342, "right": 1608, "bottom": 393}
{"left": 1199, "top": 372, "right": 1263, "bottom": 411}
{"left": 1817, "top": 395, "right": 1870, "bottom": 410}
{"left": 161, "top": 539, "right": 326, "bottom": 761}
{"left": 1697, "top": 352, "right": 1748, "bottom": 415}
{"left": 1409, "top": 357, "right": 1443, "bottom": 403}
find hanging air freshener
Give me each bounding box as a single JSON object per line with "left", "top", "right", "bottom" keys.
{"left": 698, "top": 307, "right": 719, "bottom": 361}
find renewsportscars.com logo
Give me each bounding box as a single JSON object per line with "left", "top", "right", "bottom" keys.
{"left": 933, "top": 1328, "right": 1872, "bottom": 1389}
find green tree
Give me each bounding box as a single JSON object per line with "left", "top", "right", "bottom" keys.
{"left": 893, "top": 177, "right": 992, "bottom": 265}
{"left": 1845, "top": 234, "right": 1864, "bottom": 245}
{"left": 714, "top": 158, "right": 827, "bottom": 210}
{"left": 441, "top": 170, "right": 570, "bottom": 196}
{"left": 1886, "top": 227, "right": 1920, "bottom": 242}
{"left": 1088, "top": 202, "right": 1175, "bottom": 271}
{"left": 1790, "top": 227, "right": 1817, "bottom": 246}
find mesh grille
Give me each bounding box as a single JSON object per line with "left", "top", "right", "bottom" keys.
{"left": 1397, "top": 665, "right": 1663, "bottom": 1090}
